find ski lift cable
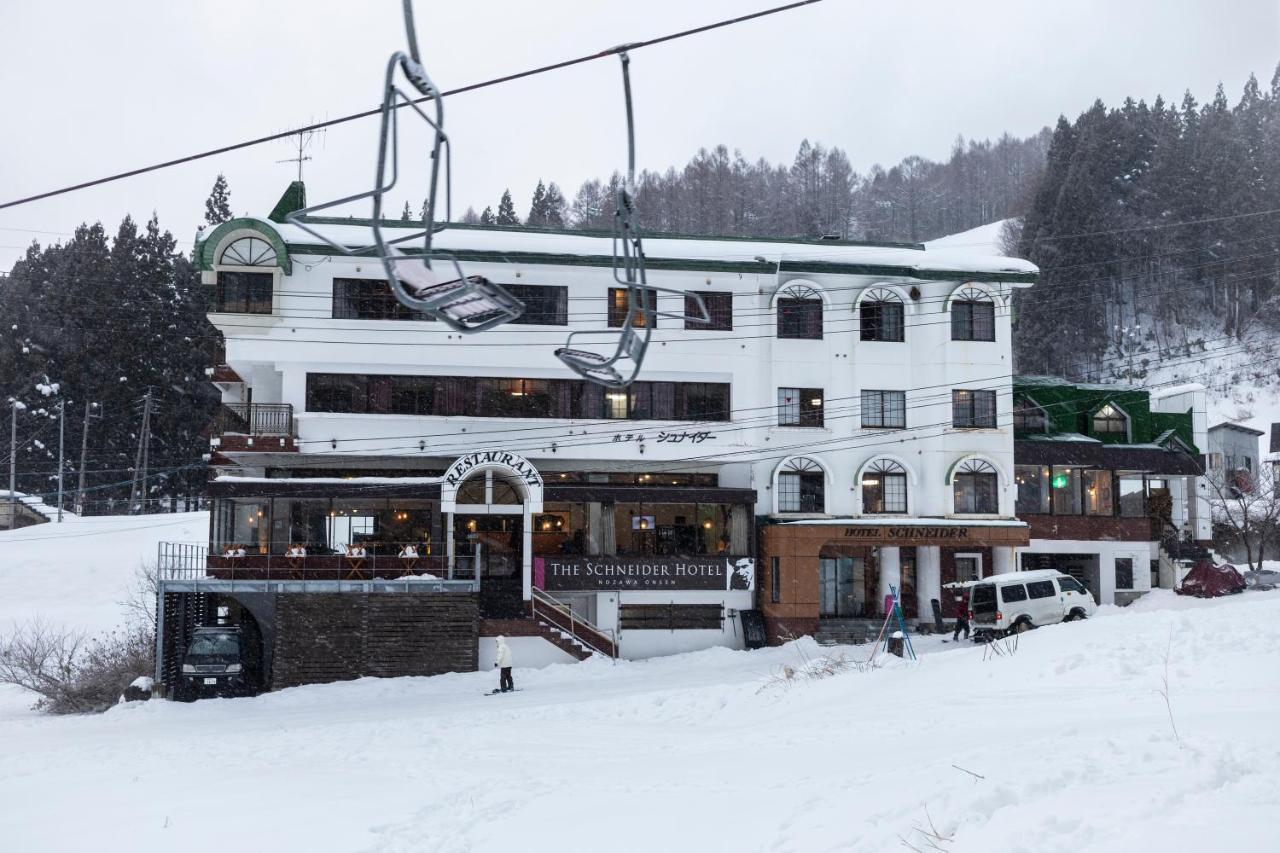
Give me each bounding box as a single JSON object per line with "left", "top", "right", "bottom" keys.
{"left": 0, "top": 0, "right": 827, "bottom": 213}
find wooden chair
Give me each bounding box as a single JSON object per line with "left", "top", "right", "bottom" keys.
{"left": 344, "top": 545, "right": 368, "bottom": 580}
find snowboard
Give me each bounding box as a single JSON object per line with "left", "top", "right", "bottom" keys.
{"left": 485, "top": 688, "right": 522, "bottom": 695}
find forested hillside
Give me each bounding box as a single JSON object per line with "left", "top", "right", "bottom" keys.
{"left": 1015, "top": 67, "right": 1280, "bottom": 387}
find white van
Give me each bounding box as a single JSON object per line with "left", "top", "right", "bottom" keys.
{"left": 967, "top": 570, "right": 1096, "bottom": 638}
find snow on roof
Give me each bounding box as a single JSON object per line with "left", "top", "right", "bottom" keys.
{"left": 268, "top": 219, "right": 1039, "bottom": 279}
{"left": 1150, "top": 383, "right": 1206, "bottom": 400}
{"left": 214, "top": 475, "right": 444, "bottom": 485}
{"left": 1023, "top": 432, "right": 1102, "bottom": 444}
{"left": 1016, "top": 375, "right": 1143, "bottom": 393}
{"left": 924, "top": 219, "right": 1011, "bottom": 255}
{"left": 1208, "top": 421, "right": 1265, "bottom": 436}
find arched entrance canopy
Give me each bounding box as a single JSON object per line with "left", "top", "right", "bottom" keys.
{"left": 441, "top": 451, "right": 544, "bottom": 512}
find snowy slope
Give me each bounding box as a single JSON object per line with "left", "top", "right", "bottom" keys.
{"left": 0, "top": 589, "right": 1277, "bottom": 852}
{"left": 0, "top": 511, "right": 208, "bottom": 635}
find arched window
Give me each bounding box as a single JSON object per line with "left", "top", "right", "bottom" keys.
{"left": 1092, "top": 403, "right": 1129, "bottom": 438}
{"left": 1013, "top": 394, "right": 1047, "bottom": 432}
{"left": 953, "top": 458, "right": 999, "bottom": 514}
{"left": 219, "top": 237, "right": 278, "bottom": 267}
{"left": 213, "top": 236, "right": 275, "bottom": 314}
{"left": 776, "top": 284, "right": 823, "bottom": 340}
{"left": 951, "top": 285, "right": 995, "bottom": 342}
{"left": 859, "top": 287, "right": 905, "bottom": 342}
{"left": 862, "top": 459, "right": 907, "bottom": 514}
{"left": 778, "top": 457, "right": 825, "bottom": 513}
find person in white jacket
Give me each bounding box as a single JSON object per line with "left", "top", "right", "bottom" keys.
{"left": 494, "top": 635, "right": 514, "bottom": 692}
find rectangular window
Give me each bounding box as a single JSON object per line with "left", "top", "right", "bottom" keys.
{"left": 771, "top": 557, "right": 781, "bottom": 603}
{"left": 1026, "top": 580, "right": 1057, "bottom": 599}
{"left": 1015, "top": 465, "right": 1050, "bottom": 515}
{"left": 1118, "top": 475, "right": 1146, "bottom": 517}
{"left": 777, "top": 388, "right": 824, "bottom": 427}
{"left": 777, "top": 298, "right": 822, "bottom": 339}
{"left": 215, "top": 271, "right": 273, "bottom": 314}
{"left": 951, "top": 300, "right": 995, "bottom": 341}
{"left": 954, "top": 473, "right": 999, "bottom": 514}
{"left": 305, "top": 374, "right": 729, "bottom": 421}
{"left": 1051, "top": 466, "right": 1083, "bottom": 515}
{"left": 332, "top": 278, "right": 431, "bottom": 321}
{"left": 778, "top": 472, "right": 824, "bottom": 513}
{"left": 506, "top": 284, "right": 568, "bottom": 325}
{"left": 1115, "top": 557, "right": 1134, "bottom": 590}
{"left": 685, "top": 291, "right": 732, "bottom": 331}
{"left": 861, "top": 390, "right": 906, "bottom": 429}
{"left": 860, "top": 301, "right": 904, "bottom": 342}
{"left": 952, "top": 389, "right": 997, "bottom": 428}
{"left": 863, "top": 472, "right": 907, "bottom": 514}
{"left": 1084, "top": 470, "right": 1114, "bottom": 516}
{"left": 608, "top": 287, "right": 656, "bottom": 328}
{"left": 1001, "top": 584, "right": 1028, "bottom": 603}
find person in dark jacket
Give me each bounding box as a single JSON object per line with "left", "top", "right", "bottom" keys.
{"left": 952, "top": 593, "right": 971, "bottom": 641}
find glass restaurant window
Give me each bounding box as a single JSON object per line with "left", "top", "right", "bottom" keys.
{"left": 776, "top": 285, "right": 822, "bottom": 340}
{"left": 1119, "top": 475, "right": 1147, "bottom": 517}
{"left": 1015, "top": 465, "right": 1050, "bottom": 515}
{"left": 1084, "top": 469, "right": 1114, "bottom": 516}
{"left": 1051, "top": 466, "right": 1083, "bottom": 515}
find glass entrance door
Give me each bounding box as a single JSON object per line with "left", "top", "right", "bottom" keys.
{"left": 819, "top": 557, "right": 865, "bottom": 617}
{"left": 455, "top": 515, "right": 524, "bottom": 618}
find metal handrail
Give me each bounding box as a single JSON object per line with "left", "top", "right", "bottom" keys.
{"left": 158, "top": 541, "right": 459, "bottom": 582}
{"left": 216, "top": 402, "right": 294, "bottom": 436}
{"left": 531, "top": 587, "right": 617, "bottom": 659}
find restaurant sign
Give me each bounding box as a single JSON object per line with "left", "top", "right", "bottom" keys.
{"left": 534, "top": 556, "right": 755, "bottom": 592}
{"left": 440, "top": 451, "right": 544, "bottom": 512}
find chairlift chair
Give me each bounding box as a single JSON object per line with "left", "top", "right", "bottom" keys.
{"left": 284, "top": 0, "right": 524, "bottom": 333}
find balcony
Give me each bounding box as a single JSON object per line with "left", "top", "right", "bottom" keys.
{"left": 212, "top": 403, "right": 297, "bottom": 453}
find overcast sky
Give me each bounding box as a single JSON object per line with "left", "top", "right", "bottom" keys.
{"left": 0, "top": 0, "right": 1276, "bottom": 271}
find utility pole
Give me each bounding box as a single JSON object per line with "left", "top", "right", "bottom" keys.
{"left": 8, "top": 399, "right": 16, "bottom": 508}
{"left": 56, "top": 400, "right": 65, "bottom": 522}
{"left": 76, "top": 401, "right": 99, "bottom": 516}
{"left": 130, "top": 390, "right": 153, "bottom": 515}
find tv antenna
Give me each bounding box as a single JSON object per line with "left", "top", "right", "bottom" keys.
{"left": 277, "top": 124, "right": 326, "bottom": 182}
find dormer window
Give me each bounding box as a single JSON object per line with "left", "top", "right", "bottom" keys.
{"left": 1092, "top": 403, "right": 1128, "bottom": 438}
{"left": 214, "top": 236, "right": 276, "bottom": 314}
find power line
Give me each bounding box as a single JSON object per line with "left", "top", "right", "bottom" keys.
{"left": 0, "top": 0, "right": 826, "bottom": 212}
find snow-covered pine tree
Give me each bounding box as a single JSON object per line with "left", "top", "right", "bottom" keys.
{"left": 496, "top": 190, "right": 520, "bottom": 225}
{"left": 527, "top": 181, "right": 548, "bottom": 226}
{"left": 479, "top": 206, "right": 495, "bottom": 225}
{"left": 401, "top": 201, "right": 413, "bottom": 221}
{"left": 544, "top": 183, "right": 567, "bottom": 228}
{"left": 204, "top": 174, "right": 233, "bottom": 226}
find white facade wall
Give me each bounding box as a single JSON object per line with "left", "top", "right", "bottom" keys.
{"left": 1016, "top": 539, "right": 1155, "bottom": 606}
{"left": 214, "top": 245, "right": 1025, "bottom": 521}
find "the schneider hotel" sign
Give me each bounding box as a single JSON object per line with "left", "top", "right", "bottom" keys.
{"left": 534, "top": 556, "right": 756, "bottom": 591}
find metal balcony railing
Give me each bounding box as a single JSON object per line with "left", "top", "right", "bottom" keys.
{"left": 216, "top": 402, "right": 294, "bottom": 436}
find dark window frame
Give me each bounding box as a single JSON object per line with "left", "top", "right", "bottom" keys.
{"left": 685, "top": 291, "right": 733, "bottom": 331}
{"left": 332, "top": 277, "right": 431, "bottom": 321}
{"left": 777, "top": 388, "right": 825, "bottom": 428}
{"left": 862, "top": 390, "right": 906, "bottom": 429}
{"left": 214, "top": 271, "right": 273, "bottom": 314}
{"left": 951, "top": 299, "right": 996, "bottom": 342}
{"left": 952, "top": 389, "right": 997, "bottom": 429}
{"left": 608, "top": 287, "right": 656, "bottom": 328}
{"left": 1115, "top": 557, "right": 1134, "bottom": 590}
{"left": 505, "top": 283, "right": 569, "bottom": 326}
{"left": 778, "top": 471, "right": 825, "bottom": 513}
{"left": 954, "top": 471, "right": 1000, "bottom": 514}
{"left": 860, "top": 300, "right": 905, "bottom": 342}
{"left": 776, "top": 297, "right": 823, "bottom": 340}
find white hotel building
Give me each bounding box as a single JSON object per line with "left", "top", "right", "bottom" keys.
{"left": 163, "top": 182, "right": 1039, "bottom": 689}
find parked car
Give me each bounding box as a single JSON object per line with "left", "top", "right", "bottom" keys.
{"left": 178, "top": 626, "right": 256, "bottom": 700}
{"left": 968, "top": 570, "right": 1096, "bottom": 640}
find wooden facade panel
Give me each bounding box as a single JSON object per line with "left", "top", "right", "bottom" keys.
{"left": 273, "top": 594, "right": 479, "bottom": 689}
{"left": 1025, "top": 515, "right": 1152, "bottom": 542}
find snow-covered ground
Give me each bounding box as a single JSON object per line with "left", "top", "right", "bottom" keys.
{"left": 1, "top": 578, "right": 1277, "bottom": 850}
